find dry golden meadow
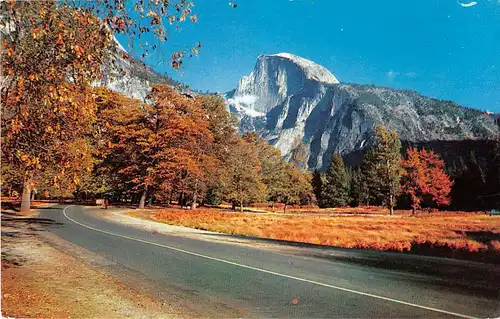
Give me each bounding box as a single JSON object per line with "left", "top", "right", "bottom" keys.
{"left": 153, "top": 208, "right": 500, "bottom": 261}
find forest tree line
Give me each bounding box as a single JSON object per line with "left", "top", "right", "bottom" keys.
{"left": 313, "top": 127, "right": 500, "bottom": 213}
{"left": 2, "top": 1, "right": 498, "bottom": 214}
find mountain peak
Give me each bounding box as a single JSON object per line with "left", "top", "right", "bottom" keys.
{"left": 227, "top": 53, "right": 499, "bottom": 169}
{"left": 259, "top": 53, "right": 339, "bottom": 85}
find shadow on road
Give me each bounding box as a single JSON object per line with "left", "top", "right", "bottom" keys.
{"left": 200, "top": 232, "right": 500, "bottom": 296}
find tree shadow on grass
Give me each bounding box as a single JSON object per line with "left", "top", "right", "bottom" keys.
{"left": 463, "top": 231, "right": 500, "bottom": 245}
{"left": 1, "top": 201, "right": 20, "bottom": 212}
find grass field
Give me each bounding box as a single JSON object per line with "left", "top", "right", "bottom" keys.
{"left": 153, "top": 209, "right": 500, "bottom": 262}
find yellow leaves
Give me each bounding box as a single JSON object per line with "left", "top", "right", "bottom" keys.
{"left": 39, "top": 7, "right": 47, "bottom": 18}
{"left": 31, "top": 27, "right": 43, "bottom": 40}
{"left": 18, "top": 153, "right": 40, "bottom": 169}
{"left": 190, "top": 15, "right": 198, "bottom": 23}
{"left": 56, "top": 33, "right": 64, "bottom": 45}
{"left": 16, "top": 77, "right": 24, "bottom": 101}
{"left": 10, "top": 116, "right": 22, "bottom": 133}
{"left": 191, "top": 47, "right": 199, "bottom": 56}
{"left": 73, "top": 44, "right": 84, "bottom": 57}
{"left": 6, "top": 45, "right": 14, "bottom": 56}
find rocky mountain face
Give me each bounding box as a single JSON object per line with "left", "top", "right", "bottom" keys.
{"left": 227, "top": 53, "right": 499, "bottom": 170}
{"left": 99, "top": 38, "right": 182, "bottom": 101}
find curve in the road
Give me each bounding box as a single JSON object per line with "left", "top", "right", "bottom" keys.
{"left": 62, "top": 205, "right": 480, "bottom": 319}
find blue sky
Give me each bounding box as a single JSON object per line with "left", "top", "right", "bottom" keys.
{"left": 116, "top": 0, "right": 500, "bottom": 112}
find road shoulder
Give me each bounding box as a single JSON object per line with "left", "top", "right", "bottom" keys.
{"left": 1, "top": 211, "right": 194, "bottom": 318}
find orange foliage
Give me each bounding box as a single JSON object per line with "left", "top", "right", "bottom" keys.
{"left": 401, "top": 148, "right": 453, "bottom": 212}
{"left": 153, "top": 209, "right": 500, "bottom": 260}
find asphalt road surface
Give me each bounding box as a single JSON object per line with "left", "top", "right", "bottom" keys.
{"left": 39, "top": 205, "right": 499, "bottom": 318}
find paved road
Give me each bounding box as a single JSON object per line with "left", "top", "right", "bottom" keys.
{"left": 39, "top": 205, "right": 499, "bottom": 318}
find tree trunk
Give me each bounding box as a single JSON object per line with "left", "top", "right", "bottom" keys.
{"left": 31, "top": 189, "right": 35, "bottom": 201}
{"left": 20, "top": 172, "right": 33, "bottom": 214}
{"left": 138, "top": 186, "right": 148, "bottom": 209}
{"left": 191, "top": 192, "right": 197, "bottom": 210}
{"left": 239, "top": 201, "right": 243, "bottom": 213}
{"left": 231, "top": 202, "right": 236, "bottom": 211}
{"left": 283, "top": 203, "right": 287, "bottom": 213}
{"left": 168, "top": 191, "right": 173, "bottom": 205}
{"left": 148, "top": 194, "right": 153, "bottom": 207}
{"left": 179, "top": 192, "right": 185, "bottom": 208}
{"left": 389, "top": 194, "right": 394, "bottom": 215}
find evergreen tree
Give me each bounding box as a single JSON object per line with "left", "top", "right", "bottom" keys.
{"left": 350, "top": 166, "right": 370, "bottom": 206}
{"left": 484, "top": 139, "right": 500, "bottom": 209}
{"left": 321, "top": 153, "right": 350, "bottom": 207}
{"left": 311, "top": 170, "right": 324, "bottom": 206}
{"left": 363, "top": 126, "right": 402, "bottom": 215}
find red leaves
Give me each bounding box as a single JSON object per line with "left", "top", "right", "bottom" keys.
{"left": 55, "top": 33, "right": 64, "bottom": 45}
{"left": 401, "top": 148, "right": 453, "bottom": 212}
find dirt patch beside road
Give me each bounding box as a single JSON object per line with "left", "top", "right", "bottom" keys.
{"left": 1, "top": 213, "right": 187, "bottom": 318}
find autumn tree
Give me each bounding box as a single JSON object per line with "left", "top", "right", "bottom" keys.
{"left": 149, "top": 86, "right": 214, "bottom": 210}
{"left": 97, "top": 86, "right": 214, "bottom": 209}
{"left": 363, "top": 126, "right": 402, "bottom": 215}
{"left": 95, "top": 88, "right": 152, "bottom": 207}
{"left": 197, "top": 94, "right": 239, "bottom": 205}
{"left": 0, "top": 163, "right": 23, "bottom": 197}
{"left": 242, "top": 133, "right": 288, "bottom": 210}
{"left": 221, "top": 139, "right": 266, "bottom": 212}
{"left": 1, "top": 0, "right": 201, "bottom": 212}
{"left": 281, "top": 164, "right": 313, "bottom": 212}
{"left": 320, "top": 153, "right": 350, "bottom": 207}
{"left": 401, "top": 148, "right": 453, "bottom": 213}
{"left": 1, "top": 1, "right": 113, "bottom": 212}
{"left": 69, "top": 0, "right": 200, "bottom": 67}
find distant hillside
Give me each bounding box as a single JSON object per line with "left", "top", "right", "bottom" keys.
{"left": 100, "top": 40, "right": 186, "bottom": 101}
{"left": 227, "top": 53, "right": 499, "bottom": 170}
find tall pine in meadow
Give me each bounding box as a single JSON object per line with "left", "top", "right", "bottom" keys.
{"left": 321, "top": 153, "right": 350, "bottom": 207}
{"left": 350, "top": 166, "right": 370, "bottom": 206}
{"left": 311, "top": 170, "right": 324, "bottom": 206}
{"left": 363, "top": 126, "right": 402, "bottom": 215}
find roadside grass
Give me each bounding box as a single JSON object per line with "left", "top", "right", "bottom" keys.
{"left": 153, "top": 209, "right": 500, "bottom": 262}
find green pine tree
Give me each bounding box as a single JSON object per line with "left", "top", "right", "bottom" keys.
{"left": 311, "top": 170, "right": 324, "bottom": 206}
{"left": 363, "top": 126, "right": 402, "bottom": 215}
{"left": 321, "top": 153, "right": 350, "bottom": 207}
{"left": 350, "top": 166, "right": 370, "bottom": 206}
